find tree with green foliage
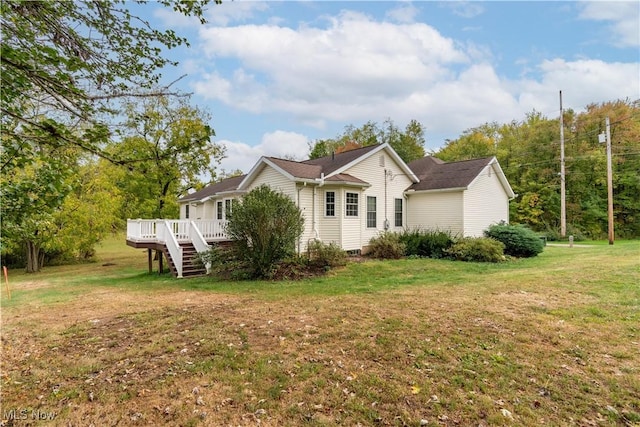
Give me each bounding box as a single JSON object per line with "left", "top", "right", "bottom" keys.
{"left": 0, "top": 138, "right": 78, "bottom": 272}
{"left": 50, "top": 161, "right": 123, "bottom": 261}
{"left": 225, "top": 185, "right": 305, "bottom": 279}
{"left": 107, "top": 96, "right": 223, "bottom": 219}
{"left": 308, "top": 119, "right": 426, "bottom": 163}
{"left": 1, "top": 0, "right": 214, "bottom": 168}
{"left": 1, "top": 0, "right": 216, "bottom": 271}
{"left": 435, "top": 99, "right": 640, "bottom": 239}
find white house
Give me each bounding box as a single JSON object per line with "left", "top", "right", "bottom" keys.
{"left": 126, "top": 143, "right": 515, "bottom": 277}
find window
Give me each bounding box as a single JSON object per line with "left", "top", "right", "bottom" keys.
{"left": 216, "top": 201, "right": 223, "bottom": 220}
{"left": 346, "top": 192, "right": 359, "bottom": 217}
{"left": 366, "top": 196, "right": 377, "bottom": 228}
{"left": 394, "top": 198, "right": 403, "bottom": 227}
{"left": 325, "top": 191, "right": 335, "bottom": 217}
{"left": 225, "top": 199, "right": 232, "bottom": 217}
{"left": 185, "top": 204, "right": 190, "bottom": 219}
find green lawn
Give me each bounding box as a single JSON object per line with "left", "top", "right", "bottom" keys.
{"left": 1, "top": 237, "right": 638, "bottom": 426}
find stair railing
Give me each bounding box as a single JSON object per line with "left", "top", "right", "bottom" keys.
{"left": 157, "top": 220, "right": 183, "bottom": 278}
{"left": 189, "top": 221, "right": 211, "bottom": 274}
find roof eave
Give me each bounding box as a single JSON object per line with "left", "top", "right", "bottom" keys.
{"left": 405, "top": 186, "right": 467, "bottom": 194}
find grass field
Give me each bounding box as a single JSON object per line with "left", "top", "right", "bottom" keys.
{"left": 1, "top": 236, "right": 639, "bottom": 426}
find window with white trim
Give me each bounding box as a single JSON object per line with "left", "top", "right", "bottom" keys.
{"left": 185, "top": 204, "right": 190, "bottom": 219}
{"left": 345, "top": 192, "right": 359, "bottom": 217}
{"left": 216, "top": 201, "right": 223, "bottom": 220}
{"left": 225, "top": 199, "right": 232, "bottom": 217}
{"left": 366, "top": 196, "right": 376, "bottom": 228}
{"left": 325, "top": 191, "right": 335, "bottom": 217}
{"left": 394, "top": 198, "right": 403, "bottom": 227}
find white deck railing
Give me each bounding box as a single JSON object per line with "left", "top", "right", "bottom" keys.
{"left": 126, "top": 219, "right": 228, "bottom": 243}
{"left": 126, "top": 219, "right": 229, "bottom": 278}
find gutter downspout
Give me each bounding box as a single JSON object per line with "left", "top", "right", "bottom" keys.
{"left": 314, "top": 173, "right": 324, "bottom": 240}
{"left": 297, "top": 183, "right": 305, "bottom": 253}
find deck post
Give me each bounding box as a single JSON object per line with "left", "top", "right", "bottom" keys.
{"left": 147, "top": 249, "right": 153, "bottom": 274}
{"left": 158, "top": 250, "right": 164, "bottom": 274}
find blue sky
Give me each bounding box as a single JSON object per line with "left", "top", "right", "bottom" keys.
{"left": 144, "top": 1, "right": 639, "bottom": 175}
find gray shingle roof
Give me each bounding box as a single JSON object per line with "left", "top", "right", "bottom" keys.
{"left": 407, "top": 156, "right": 494, "bottom": 191}
{"left": 301, "top": 144, "right": 381, "bottom": 176}
{"left": 180, "top": 146, "right": 498, "bottom": 203}
{"left": 178, "top": 174, "right": 245, "bottom": 202}
{"left": 265, "top": 157, "right": 322, "bottom": 179}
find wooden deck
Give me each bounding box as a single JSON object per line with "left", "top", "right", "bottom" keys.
{"left": 126, "top": 219, "right": 230, "bottom": 278}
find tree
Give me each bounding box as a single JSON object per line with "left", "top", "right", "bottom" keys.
{"left": 434, "top": 100, "right": 640, "bottom": 239}
{"left": 1, "top": 0, "right": 214, "bottom": 167}
{"left": 0, "top": 135, "right": 78, "bottom": 272}
{"left": 225, "top": 185, "right": 305, "bottom": 279}
{"left": 308, "top": 119, "right": 426, "bottom": 163}
{"left": 107, "top": 96, "right": 222, "bottom": 219}
{"left": 50, "top": 161, "right": 123, "bottom": 260}
{"left": 0, "top": 0, "right": 221, "bottom": 271}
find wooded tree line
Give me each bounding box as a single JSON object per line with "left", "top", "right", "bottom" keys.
{"left": 435, "top": 99, "right": 640, "bottom": 239}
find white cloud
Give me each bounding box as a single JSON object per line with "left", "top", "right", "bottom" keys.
{"left": 578, "top": 1, "right": 640, "bottom": 47}
{"left": 386, "top": 3, "right": 420, "bottom": 24}
{"left": 189, "top": 5, "right": 638, "bottom": 150}
{"left": 217, "top": 130, "right": 310, "bottom": 173}
{"left": 193, "top": 11, "right": 468, "bottom": 123}
{"left": 516, "top": 59, "right": 640, "bottom": 113}
{"left": 205, "top": 1, "right": 269, "bottom": 27}
{"left": 443, "top": 2, "right": 485, "bottom": 19}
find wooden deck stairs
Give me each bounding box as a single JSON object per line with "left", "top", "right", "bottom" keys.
{"left": 165, "top": 243, "right": 207, "bottom": 278}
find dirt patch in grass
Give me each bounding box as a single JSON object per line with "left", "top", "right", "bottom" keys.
{"left": 2, "top": 279, "right": 639, "bottom": 426}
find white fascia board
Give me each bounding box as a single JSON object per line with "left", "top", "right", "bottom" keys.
{"left": 405, "top": 187, "right": 466, "bottom": 195}
{"left": 237, "top": 157, "right": 267, "bottom": 190}
{"left": 238, "top": 157, "right": 298, "bottom": 190}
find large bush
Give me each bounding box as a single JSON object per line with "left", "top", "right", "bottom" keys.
{"left": 307, "top": 240, "right": 347, "bottom": 270}
{"left": 445, "top": 237, "right": 505, "bottom": 263}
{"left": 399, "top": 228, "right": 454, "bottom": 258}
{"left": 225, "top": 185, "right": 305, "bottom": 279}
{"left": 368, "top": 232, "right": 406, "bottom": 259}
{"left": 484, "top": 223, "right": 544, "bottom": 258}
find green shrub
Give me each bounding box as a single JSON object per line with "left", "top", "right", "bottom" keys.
{"left": 307, "top": 240, "right": 347, "bottom": 269}
{"left": 225, "top": 185, "right": 305, "bottom": 279}
{"left": 195, "top": 244, "right": 252, "bottom": 280}
{"left": 484, "top": 223, "right": 544, "bottom": 258}
{"left": 445, "top": 237, "right": 505, "bottom": 263}
{"left": 368, "top": 232, "right": 406, "bottom": 259}
{"left": 399, "top": 228, "right": 454, "bottom": 258}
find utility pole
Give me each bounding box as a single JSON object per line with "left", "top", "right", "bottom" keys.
{"left": 606, "top": 116, "right": 614, "bottom": 245}
{"left": 559, "top": 91, "right": 566, "bottom": 237}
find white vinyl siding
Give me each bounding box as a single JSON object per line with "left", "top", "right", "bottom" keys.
{"left": 406, "top": 191, "right": 464, "bottom": 237}
{"left": 248, "top": 164, "right": 296, "bottom": 199}
{"left": 318, "top": 187, "right": 341, "bottom": 245}
{"left": 341, "top": 189, "right": 362, "bottom": 250}
{"left": 341, "top": 148, "right": 415, "bottom": 250}
{"left": 296, "top": 185, "right": 316, "bottom": 252}
{"left": 463, "top": 164, "right": 510, "bottom": 237}
{"left": 366, "top": 196, "right": 377, "bottom": 228}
